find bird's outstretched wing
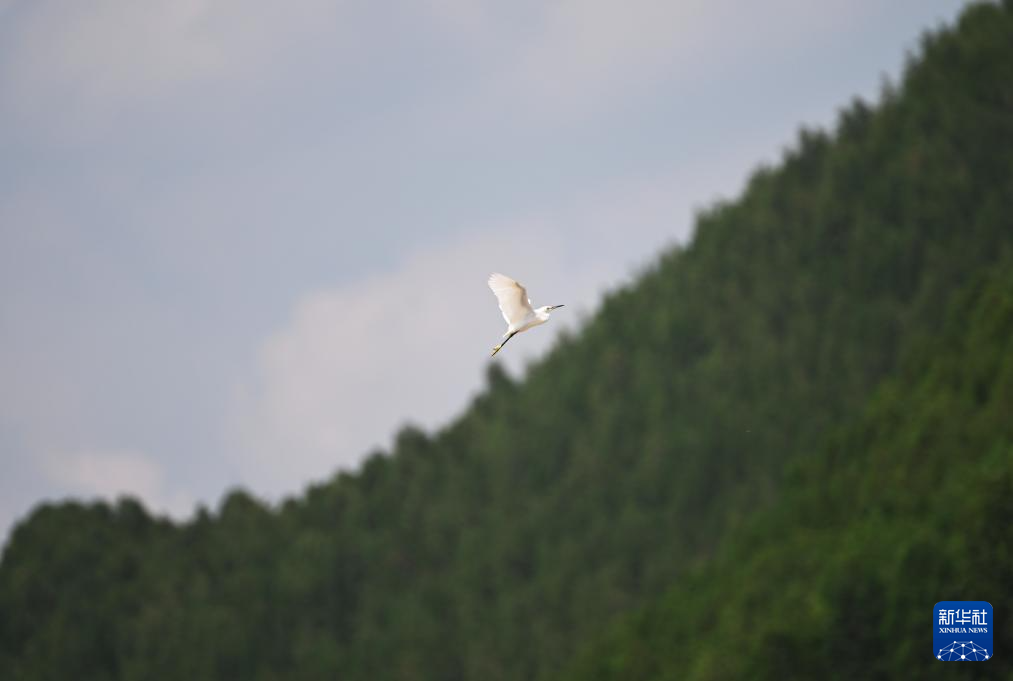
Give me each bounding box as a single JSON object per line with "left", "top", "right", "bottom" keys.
{"left": 488, "top": 273, "right": 533, "bottom": 327}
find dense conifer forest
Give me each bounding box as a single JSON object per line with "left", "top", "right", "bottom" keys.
{"left": 1, "top": 3, "right": 1011, "bottom": 679}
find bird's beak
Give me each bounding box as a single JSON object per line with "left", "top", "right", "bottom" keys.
{"left": 552, "top": 304, "right": 565, "bottom": 310}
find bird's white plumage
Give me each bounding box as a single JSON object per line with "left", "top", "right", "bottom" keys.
{"left": 488, "top": 273, "right": 534, "bottom": 330}
{"left": 487, "top": 272, "right": 562, "bottom": 356}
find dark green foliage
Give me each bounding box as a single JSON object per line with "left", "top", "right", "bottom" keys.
{"left": 560, "top": 261, "right": 1013, "bottom": 681}
{"left": 2, "top": 3, "right": 1012, "bottom": 679}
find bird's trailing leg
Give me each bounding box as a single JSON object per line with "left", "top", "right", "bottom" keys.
{"left": 491, "top": 332, "right": 517, "bottom": 357}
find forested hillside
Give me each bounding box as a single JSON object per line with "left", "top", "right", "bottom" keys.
{"left": 561, "top": 260, "right": 1012, "bottom": 680}
{"left": 2, "top": 3, "right": 1011, "bottom": 680}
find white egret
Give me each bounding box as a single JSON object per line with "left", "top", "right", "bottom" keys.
{"left": 488, "top": 273, "right": 564, "bottom": 357}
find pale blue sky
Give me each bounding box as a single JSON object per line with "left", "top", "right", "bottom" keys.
{"left": 0, "top": 0, "right": 967, "bottom": 542}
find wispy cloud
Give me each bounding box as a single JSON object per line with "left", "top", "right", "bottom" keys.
{"left": 0, "top": 0, "right": 865, "bottom": 144}
{"left": 0, "top": 0, "right": 358, "bottom": 141}
{"left": 42, "top": 448, "right": 193, "bottom": 518}
{"left": 475, "top": 0, "right": 863, "bottom": 123}
{"left": 223, "top": 162, "right": 730, "bottom": 497}
{"left": 226, "top": 226, "right": 565, "bottom": 494}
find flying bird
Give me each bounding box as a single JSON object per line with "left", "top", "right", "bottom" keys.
{"left": 488, "top": 273, "right": 564, "bottom": 357}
